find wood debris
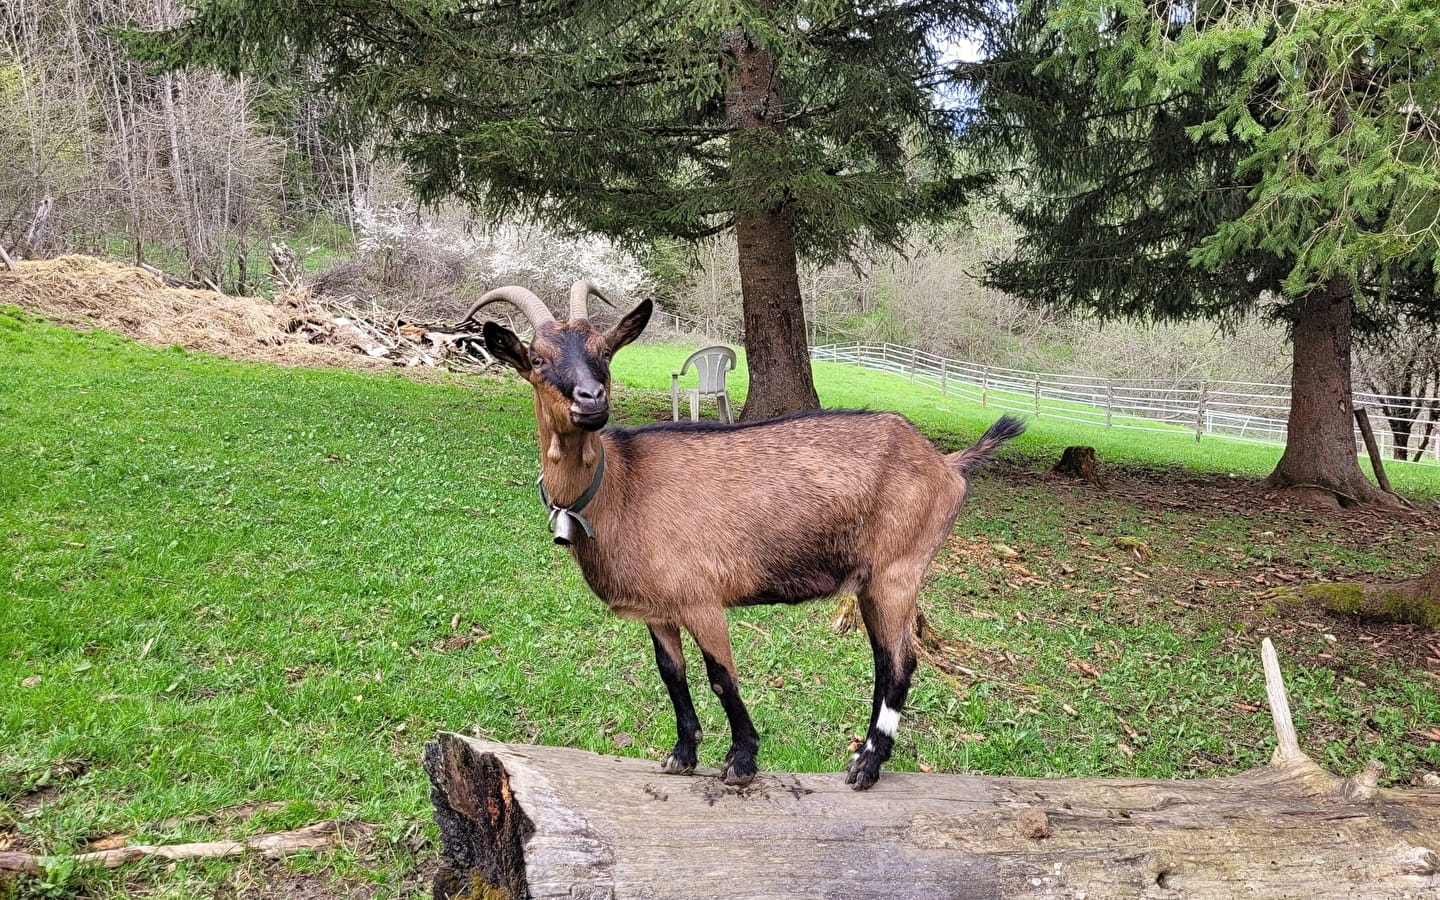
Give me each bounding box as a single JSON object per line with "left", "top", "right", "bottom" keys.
{"left": 0, "top": 821, "right": 368, "bottom": 875}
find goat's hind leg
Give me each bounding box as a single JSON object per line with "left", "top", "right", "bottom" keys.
{"left": 649, "top": 623, "right": 702, "bottom": 775}
{"left": 846, "top": 580, "right": 919, "bottom": 791}
{"left": 683, "top": 607, "right": 760, "bottom": 786}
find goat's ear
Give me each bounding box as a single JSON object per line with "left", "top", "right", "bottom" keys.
{"left": 483, "top": 321, "right": 530, "bottom": 374}
{"left": 605, "top": 298, "right": 652, "bottom": 355}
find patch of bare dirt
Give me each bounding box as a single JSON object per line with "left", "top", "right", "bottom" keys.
{"left": 0, "top": 759, "right": 90, "bottom": 856}
{"left": 927, "top": 465, "right": 1440, "bottom": 780}
{"left": 225, "top": 863, "right": 382, "bottom": 900}
{"left": 1010, "top": 461, "right": 1440, "bottom": 562}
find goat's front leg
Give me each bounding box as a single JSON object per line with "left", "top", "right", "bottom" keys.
{"left": 684, "top": 607, "right": 759, "bottom": 786}
{"left": 649, "top": 623, "right": 701, "bottom": 775}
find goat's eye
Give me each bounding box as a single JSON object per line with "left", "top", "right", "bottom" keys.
{"left": 529, "top": 354, "right": 544, "bottom": 368}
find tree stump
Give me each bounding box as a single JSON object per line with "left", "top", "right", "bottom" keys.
{"left": 1053, "top": 445, "right": 1104, "bottom": 488}
{"left": 425, "top": 643, "right": 1440, "bottom": 899}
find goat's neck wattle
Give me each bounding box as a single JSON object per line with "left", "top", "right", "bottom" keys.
{"left": 537, "top": 423, "right": 605, "bottom": 507}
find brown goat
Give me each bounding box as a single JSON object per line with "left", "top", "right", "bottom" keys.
{"left": 475, "top": 282, "right": 1023, "bottom": 789}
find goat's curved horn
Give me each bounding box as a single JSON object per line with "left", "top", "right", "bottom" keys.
{"left": 568, "top": 280, "right": 616, "bottom": 321}
{"left": 461, "top": 286, "right": 556, "bottom": 330}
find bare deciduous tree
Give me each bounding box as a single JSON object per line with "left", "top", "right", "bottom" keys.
{"left": 1, "top": 0, "right": 338, "bottom": 291}
{"left": 1358, "top": 317, "right": 1440, "bottom": 461}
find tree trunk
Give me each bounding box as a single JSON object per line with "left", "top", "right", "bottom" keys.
{"left": 23, "top": 194, "right": 53, "bottom": 259}
{"left": 1382, "top": 400, "right": 1415, "bottom": 461}
{"left": 723, "top": 21, "right": 820, "bottom": 422}
{"left": 734, "top": 207, "right": 820, "bottom": 420}
{"left": 425, "top": 642, "right": 1440, "bottom": 900}
{"left": 159, "top": 71, "right": 202, "bottom": 279}
{"left": 1267, "top": 276, "right": 1394, "bottom": 506}
{"left": 1390, "top": 425, "right": 1412, "bottom": 461}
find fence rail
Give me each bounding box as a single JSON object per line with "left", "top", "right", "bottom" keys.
{"left": 810, "top": 341, "right": 1440, "bottom": 467}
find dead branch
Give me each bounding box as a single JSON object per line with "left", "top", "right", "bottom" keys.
{"left": 0, "top": 820, "right": 365, "bottom": 876}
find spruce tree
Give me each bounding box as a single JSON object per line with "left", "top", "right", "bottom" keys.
{"left": 136, "top": 0, "right": 986, "bottom": 420}
{"left": 960, "top": 0, "right": 1440, "bottom": 505}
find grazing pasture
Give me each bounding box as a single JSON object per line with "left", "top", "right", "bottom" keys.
{"left": 2, "top": 307, "right": 1437, "bottom": 898}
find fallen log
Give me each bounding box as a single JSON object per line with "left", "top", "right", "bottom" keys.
{"left": 1265, "top": 562, "right": 1440, "bottom": 629}
{"left": 425, "top": 641, "right": 1440, "bottom": 899}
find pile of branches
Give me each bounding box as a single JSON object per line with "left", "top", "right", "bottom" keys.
{"left": 291, "top": 294, "right": 496, "bottom": 372}
{"left": 270, "top": 242, "right": 496, "bottom": 370}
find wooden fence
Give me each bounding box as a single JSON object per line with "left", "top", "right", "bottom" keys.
{"left": 811, "top": 341, "right": 1440, "bottom": 466}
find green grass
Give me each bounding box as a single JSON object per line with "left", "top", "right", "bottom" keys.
{"left": 2, "top": 314, "right": 1438, "bottom": 898}
{"left": 624, "top": 344, "right": 1439, "bottom": 498}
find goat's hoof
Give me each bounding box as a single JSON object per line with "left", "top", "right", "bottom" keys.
{"left": 845, "top": 752, "right": 882, "bottom": 791}
{"left": 720, "top": 751, "right": 758, "bottom": 787}
{"left": 660, "top": 750, "right": 697, "bottom": 775}
{"left": 846, "top": 769, "right": 880, "bottom": 791}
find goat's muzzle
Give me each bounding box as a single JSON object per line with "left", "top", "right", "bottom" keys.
{"left": 570, "top": 382, "right": 609, "bottom": 430}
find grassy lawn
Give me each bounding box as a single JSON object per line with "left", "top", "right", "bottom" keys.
{"left": 627, "top": 343, "right": 1440, "bottom": 496}
{"left": 3, "top": 311, "right": 1438, "bottom": 898}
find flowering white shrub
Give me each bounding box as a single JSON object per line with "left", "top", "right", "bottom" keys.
{"left": 352, "top": 201, "right": 652, "bottom": 304}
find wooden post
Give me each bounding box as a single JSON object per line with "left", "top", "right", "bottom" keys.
{"left": 981, "top": 367, "right": 989, "bottom": 408}
{"left": 1105, "top": 382, "right": 1114, "bottom": 428}
{"left": 1033, "top": 377, "right": 1041, "bottom": 417}
{"left": 1353, "top": 406, "right": 1395, "bottom": 495}
{"left": 939, "top": 359, "right": 948, "bottom": 396}
{"left": 1196, "top": 381, "right": 1208, "bottom": 443}
{"left": 910, "top": 346, "right": 918, "bottom": 382}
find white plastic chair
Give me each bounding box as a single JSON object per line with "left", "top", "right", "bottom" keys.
{"left": 670, "top": 345, "right": 737, "bottom": 423}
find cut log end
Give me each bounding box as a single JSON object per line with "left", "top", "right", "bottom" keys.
{"left": 424, "top": 734, "right": 531, "bottom": 900}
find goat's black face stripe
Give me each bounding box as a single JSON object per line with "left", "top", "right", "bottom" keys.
{"left": 542, "top": 330, "right": 609, "bottom": 402}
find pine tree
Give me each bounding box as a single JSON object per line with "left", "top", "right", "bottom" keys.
{"left": 134, "top": 0, "right": 987, "bottom": 419}
{"left": 960, "top": 0, "right": 1440, "bottom": 506}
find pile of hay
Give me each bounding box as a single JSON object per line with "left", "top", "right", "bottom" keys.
{"left": 0, "top": 255, "right": 396, "bottom": 372}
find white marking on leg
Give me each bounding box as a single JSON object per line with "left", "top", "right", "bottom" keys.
{"left": 876, "top": 702, "right": 901, "bottom": 738}
{"left": 864, "top": 739, "right": 874, "bottom": 752}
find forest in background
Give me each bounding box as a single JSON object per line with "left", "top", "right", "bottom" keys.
{"left": 2, "top": 0, "right": 1436, "bottom": 440}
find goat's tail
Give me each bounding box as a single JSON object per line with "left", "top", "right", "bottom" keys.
{"left": 949, "top": 415, "right": 1026, "bottom": 476}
